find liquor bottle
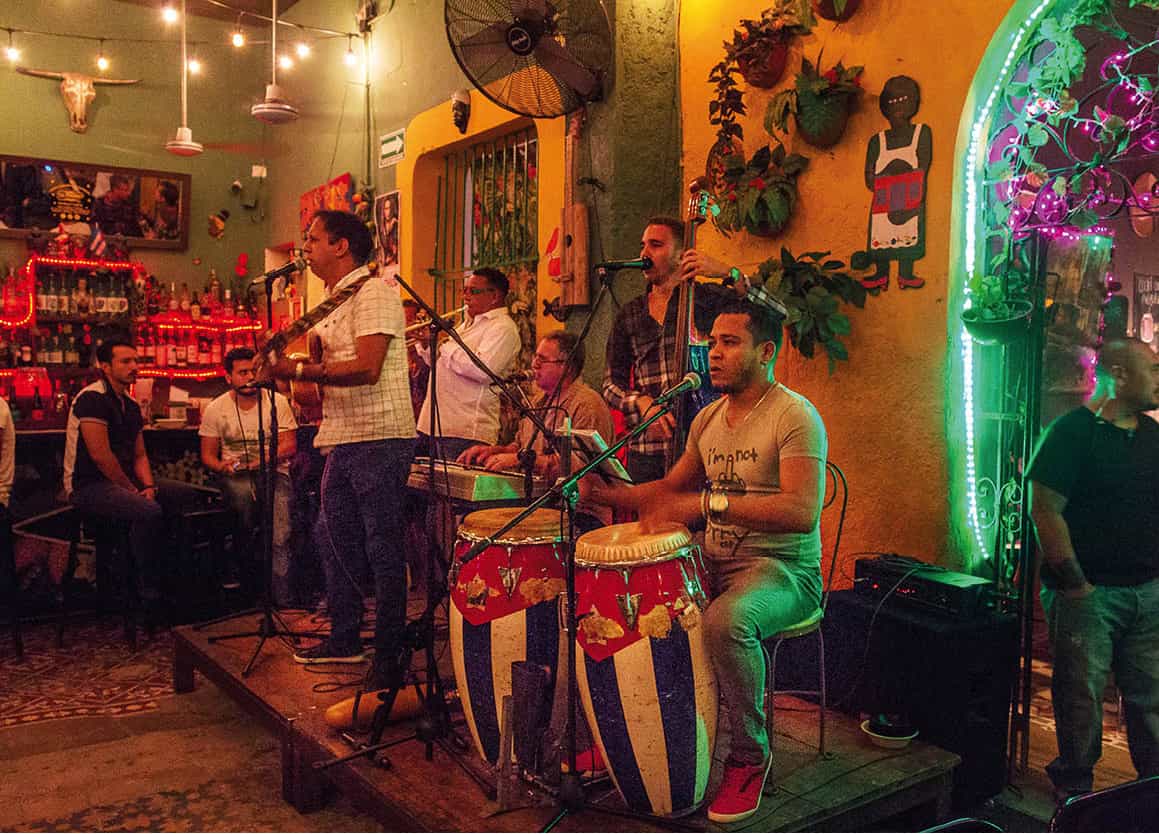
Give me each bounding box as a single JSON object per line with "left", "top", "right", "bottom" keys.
{"left": 190, "top": 292, "right": 201, "bottom": 321}
{"left": 20, "top": 329, "right": 33, "bottom": 366}
{"left": 210, "top": 333, "right": 222, "bottom": 367}
{"left": 116, "top": 275, "right": 130, "bottom": 315}
{"left": 188, "top": 331, "right": 198, "bottom": 366}
{"left": 57, "top": 274, "right": 70, "bottom": 315}
{"left": 175, "top": 329, "right": 188, "bottom": 367}
{"left": 169, "top": 282, "right": 179, "bottom": 312}
{"left": 31, "top": 386, "right": 45, "bottom": 422}
{"left": 52, "top": 379, "right": 68, "bottom": 416}
{"left": 81, "top": 324, "right": 93, "bottom": 367}
{"left": 8, "top": 382, "right": 22, "bottom": 423}
{"left": 64, "top": 325, "right": 79, "bottom": 365}
{"left": 207, "top": 270, "right": 222, "bottom": 316}
{"left": 44, "top": 276, "right": 57, "bottom": 315}
{"left": 140, "top": 327, "right": 153, "bottom": 365}
{"left": 49, "top": 328, "right": 63, "bottom": 364}
{"left": 179, "top": 283, "right": 191, "bottom": 313}
{"left": 198, "top": 333, "right": 211, "bottom": 366}
{"left": 35, "top": 273, "right": 47, "bottom": 315}
{"left": 156, "top": 330, "right": 169, "bottom": 369}
{"left": 92, "top": 275, "right": 107, "bottom": 316}
{"left": 223, "top": 289, "right": 235, "bottom": 323}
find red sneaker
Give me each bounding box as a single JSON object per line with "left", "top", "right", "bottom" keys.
{"left": 561, "top": 746, "right": 607, "bottom": 778}
{"left": 707, "top": 757, "right": 772, "bottom": 824}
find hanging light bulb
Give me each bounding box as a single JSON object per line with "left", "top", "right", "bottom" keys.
{"left": 278, "top": 54, "right": 293, "bottom": 70}
{"left": 251, "top": 0, "right": 299, "bottom": 125}
{"left": 166, "top": 0, "right": 202, "bottom": 156}
{"left": 96, "top": 40, "right": 109, "bottom": 72}
{"left": 344, "top": 35, "right": 357, "bottom": 66}
{"left": 161, "top": 5, "right": 179, "bottom": 24}
{"left": 295, "top": 42, "right": 310, "bottom": 59}
{"left": 4, "top": 29, "right": 20, "bottom": 63}
{"left": 231, "top": 30, "right": 245, "bottom": 48}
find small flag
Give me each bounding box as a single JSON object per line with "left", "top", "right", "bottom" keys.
{"left": 90, "top": 223, "right": 107, "bottom": 258}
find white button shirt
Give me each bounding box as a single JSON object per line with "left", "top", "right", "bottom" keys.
{"left": 313, "top": 265, "right": 416, "bottom": 448}
{"left": 416, "top": 307, "right": 521, "bottom": 444}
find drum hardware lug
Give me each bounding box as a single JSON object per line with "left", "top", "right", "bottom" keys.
{"left": 616, "top": 592, "right": 642, "bottom": 632}
{"left": 678, "top": 559, "right": 709, "bottom": 610}
{"left": 497, "top": 565, "right": 522, "bottom": 599}
{"left": 448, "top": 560, "right": 460, "bottom": 587}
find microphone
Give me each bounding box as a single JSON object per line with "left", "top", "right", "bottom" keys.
{"left": 250, "top": 256, "right": 306, "bottom": 286}
{"left": 653, "top": 372, "right": 703, "bottom": 406}
{"left": 596, "top": 256, "right": 653, "bottom": 272}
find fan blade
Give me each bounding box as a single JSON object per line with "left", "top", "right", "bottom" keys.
{"left": 511, "top": 0, "right": 548, "bottom": 20}
{"left": 456, "top": 20, "right": 515, "bottom": 81}
{"left": 534, "top": 36, "right": 599, "bottom": 99}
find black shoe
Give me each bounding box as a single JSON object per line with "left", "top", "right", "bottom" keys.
{"left": 293, "top": 640, "right": 367, "bottom": 664}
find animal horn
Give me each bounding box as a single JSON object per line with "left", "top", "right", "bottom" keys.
{"left": 92, "top": 77, "right": 141, "bottom": 86}
{"left": 15, "top": 67, "right": 66, "bottom": 80}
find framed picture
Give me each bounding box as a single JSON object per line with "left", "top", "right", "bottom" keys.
{"left": 0, "top": 154, "right": 191, "bottom": 250}
{"left": 298, "top": 173, "right": 354, "bottom": 237}
{"left": 374, "top": 190, "right": 400, "bottom": 284}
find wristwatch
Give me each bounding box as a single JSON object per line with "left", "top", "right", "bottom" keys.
{"left": 724, "top": 266, "right": 744, "bottom": 288}
{"left": 708, "top": 490, "right": 729, "bottom": 522}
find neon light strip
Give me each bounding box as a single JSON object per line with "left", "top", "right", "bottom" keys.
{"left": 28, "top": 255, "right": 143, "bottom": 272}
{"left": 962, "top": 0, "right": 1056, "bottom": 563}
{"left": 138, "top": 367, "right": 221, "bottom": 381}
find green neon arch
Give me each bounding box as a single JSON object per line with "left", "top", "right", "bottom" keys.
{"left": 947, "top": 0, "right": 1062, "bottom": 570}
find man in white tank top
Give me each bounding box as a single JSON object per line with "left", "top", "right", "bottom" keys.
{"left": 591, "top": 296, "right": 827, "bottom": 823}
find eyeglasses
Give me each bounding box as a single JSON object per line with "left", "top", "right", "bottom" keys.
{"left": 532, "top": 354, "right": 566, "bottom": 366}
{"left": 463, "top": 285, "right": 496, "bottom": 296}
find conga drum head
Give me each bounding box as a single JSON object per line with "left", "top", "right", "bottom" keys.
{"left": 458, "top": 507, "right": 564, "bottom": 545}
{"left": 574, "top": 521, "right": 691, "bottom": 567}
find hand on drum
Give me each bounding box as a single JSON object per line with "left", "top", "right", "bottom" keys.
{"left": 482, "top": 452, "right": 519, "bottom": 472}
{"left": 456, "top": 444, "right": 495, "bottom": 467}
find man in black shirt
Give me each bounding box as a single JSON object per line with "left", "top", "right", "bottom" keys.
{"left": 1028, "top": 338, "right": 1159, "bottom": 802}
{"left": 64, "top": 338, "right": 200, "bottom": 612}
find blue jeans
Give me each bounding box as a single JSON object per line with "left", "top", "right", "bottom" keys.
{"left": 69, "top": 478, "right": 204, "bottom": 599}
{"left": 703, "top": 553, "right": 822, "bottom": 765}
{"left": 218, "top": 472, "right": 293, "bottom": 607}
{"left": 1042, "top": 578, "right": 1159, "bottom": 794}
{"left": 315, "top": 439, "right": 414, "bottom": 662}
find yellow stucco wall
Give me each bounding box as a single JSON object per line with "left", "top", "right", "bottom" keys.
{"left": 396, "top": 95, "right": 565, "bottom": 340}
{"left": 680, "top": 0, "right": 1015, "bottom": 570}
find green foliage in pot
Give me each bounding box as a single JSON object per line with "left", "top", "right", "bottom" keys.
{"left": 754, "top": 247, "right": 869, "bottom": 371}
{"left": 766, "top": 54, "right": 864, "bottom": 146}
{"left": 712, "top": 142, "right": 809, "bottom": 237}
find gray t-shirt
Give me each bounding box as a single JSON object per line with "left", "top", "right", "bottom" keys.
{"left": 687, "top": 382, "right": 827, "bottom": 563}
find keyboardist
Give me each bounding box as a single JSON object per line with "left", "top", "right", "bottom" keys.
{"left": 457, "top": 331, "right": 614, "bottom": 530}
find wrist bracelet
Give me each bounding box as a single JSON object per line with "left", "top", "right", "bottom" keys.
{"left": 700, "top": 487, "right": 711, "bottom": 521}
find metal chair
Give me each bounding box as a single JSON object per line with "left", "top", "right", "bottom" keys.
{"left": 762, "top": 461, "right": 847, "bottom": 756}
{"left": 1049, "top": 776, "right": 1159, "bottom": 832}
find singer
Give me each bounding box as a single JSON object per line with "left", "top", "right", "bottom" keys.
{"left": 602, "top": 216, "right": 752, "bottom": 483}
{"left": 591, "top": 296, "right": 827, "bottom": 823}
{"left": 264, "top": 210, "right": 416, "bottom": 688}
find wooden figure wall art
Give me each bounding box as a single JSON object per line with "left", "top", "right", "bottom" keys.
{"left": 856, "top": 76, "right": 932, "bottom": 290}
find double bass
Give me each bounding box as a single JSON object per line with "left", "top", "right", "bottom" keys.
{"left": 667, "top": 179, "right": 715, "bottom": 471}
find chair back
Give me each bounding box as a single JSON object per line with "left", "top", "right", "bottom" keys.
{"left": 1049, "top": 776, "right": 1159, "bottom": 832}
{"left": 820, "top": 461, "right": 847, "bottom": 612}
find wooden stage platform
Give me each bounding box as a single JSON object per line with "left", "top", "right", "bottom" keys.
{"left": 173, "top": 612, "right": 960, "bottom": 831}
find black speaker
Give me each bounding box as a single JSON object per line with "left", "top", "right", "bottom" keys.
{"left": 780, "top": 590, "right": 1019, "bottom": 810}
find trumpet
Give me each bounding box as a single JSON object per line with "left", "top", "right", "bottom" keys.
{"left": 405, "top": 304, "right": 467, "bottom": 347}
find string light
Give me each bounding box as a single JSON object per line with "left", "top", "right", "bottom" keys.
{"left": 231, "top": 13, "right": 246, "bottom": 48}
{"left": 161, "top": 5, "right": 179, "bottom": 24}
{"left": 96, "top": 39, "right": 109, "bottom": 72}
{"left": 344, "top": 35, "right": 356, "bottom": 66}
{"left": 278, "top": 54, "right": 293, "bottom": 70}
{"left": 295, "top": 41, "right": 310, "bottom": 59}
{"left": 4, "top": 29, "right": 19, "bottom": 62}
{"left": 187, "top": 55, "right": 202, "bottom": 74}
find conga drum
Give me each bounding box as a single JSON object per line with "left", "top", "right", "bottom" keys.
{"left": 572, "top": 522, "right": 717, "bottom": 817}
{"left": 449, "top": 507, "right": 566, "bottom": 764}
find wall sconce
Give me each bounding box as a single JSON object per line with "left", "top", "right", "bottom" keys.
{"left": 452, "top": 88, "right": 471, "bottom": 134}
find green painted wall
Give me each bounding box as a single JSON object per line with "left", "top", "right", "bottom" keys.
{"left": 0, "top": 0, "right": 269, "bottom": 297}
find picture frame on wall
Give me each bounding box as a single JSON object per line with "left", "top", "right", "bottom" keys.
{"left": 0, "top": 154, "right": 191, "bottom": 251}
{"left": 374, "top": 190, "right": 400, "bottom": 286}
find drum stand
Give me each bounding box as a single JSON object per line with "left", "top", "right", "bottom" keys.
{"left": 455, "top": 402, "right": 680, "bottom": 829}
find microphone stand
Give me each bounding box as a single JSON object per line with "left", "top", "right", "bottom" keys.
{"left": 196, "top": 276, "right": 322, "bottom": 675}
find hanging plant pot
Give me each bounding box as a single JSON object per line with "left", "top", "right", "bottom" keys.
{"left": 812, "top": 0, "right": 863, "bottom": 21}
{"left": 962, "top": 301, "right": 1034, "bottom": 346}
{"left": 705, "top": 136, "right": 744, "bottom": 195}
{"left": 747, "top": 218, "right": 788, "bottom": 238}
{"left": 795, "top": 92, "right": 855, "bottom": 148}
{"left": 737, "top": 40, "right": 790, "bottom": 89}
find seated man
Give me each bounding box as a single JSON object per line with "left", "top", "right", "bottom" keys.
{"left": 64, "top": 338, "right": 203, "bottom": 621}
{"left": 200, "top": 347, "right": 298, "bottom": 606}
{"left": 591, "top": 297, "right": 826, "bottom": 823}
{"left": 458, "top": 330, "right": 614, "bottom": 530}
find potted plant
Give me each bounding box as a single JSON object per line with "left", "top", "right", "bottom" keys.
{"left": 712, "top": 142, "right": 809, "bottom": 238}
{"left": 813, "top": 0, "right": 862, "bottom": 22}
{"left": 961, "top": 272, "right": 1034, "bottom": 345}
{"left": 754, "top": 248, "right": 869, "bottom": 371}
{"left": 766, "top": 54, "right": 864, "bottom": 148}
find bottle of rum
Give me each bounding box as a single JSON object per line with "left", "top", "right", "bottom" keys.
{"left": 156, "top": 330, "right": 169, "bottom": 369}
{"left": 31, "top": 386, "right": 45, "bottom": 422}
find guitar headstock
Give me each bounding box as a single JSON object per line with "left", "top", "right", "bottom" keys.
{"left": 687, "top": 178, "right": 711, "bottom": 225}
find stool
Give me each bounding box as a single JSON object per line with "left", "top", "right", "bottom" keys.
{"left": 67, "top": 512, "right": 139, "bottom": 651}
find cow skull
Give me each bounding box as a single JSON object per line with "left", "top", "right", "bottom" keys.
{"left": 15, "top": 68, "right": 140, "bottom": 133}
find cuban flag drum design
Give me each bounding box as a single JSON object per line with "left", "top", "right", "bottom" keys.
{"left": 449, "top": 508, "right": 566, "bottom": 764}
{"left": 572, "top": 522, "right": 718, "bottom": 817}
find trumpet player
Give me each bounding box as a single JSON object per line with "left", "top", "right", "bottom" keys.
{"left": 414, "top": 268, "right": 521, "bottom": 461}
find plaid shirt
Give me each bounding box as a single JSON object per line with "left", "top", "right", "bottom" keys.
{"left": 602, "top": 282, "right": 733, "bottom": 459}
{"left": 313, "top": 265, "right": 416, "bottom": 449}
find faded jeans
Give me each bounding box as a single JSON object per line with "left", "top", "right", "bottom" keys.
{"left": 218, "top": 472, "right": 293, "bottom": 607}
{"left": 1042, "top": 578, "right": 1159, "bottom": 794}
{"left": 703, "top": 553, "right": 822, "bottom": 766}
{"left": 315, "top": 438, "right": 414, "bottom": 667}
